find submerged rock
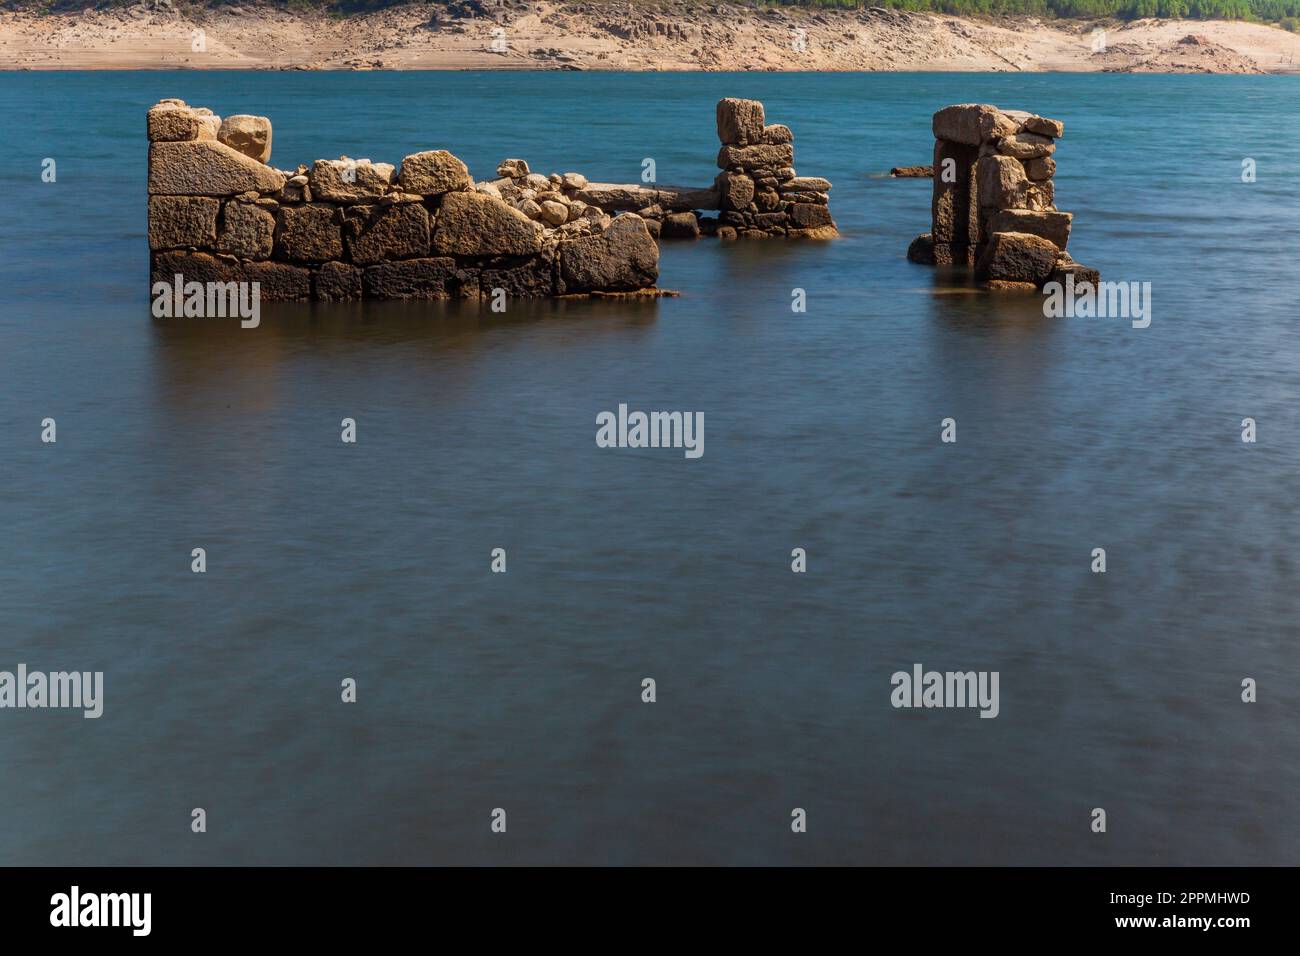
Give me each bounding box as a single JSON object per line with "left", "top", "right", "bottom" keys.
{"left": 661, "top": 212, "right": 700, "bottom": 239}
{"left": 362, "top": 257, "right": 476, "bottom": 299}
{"left": 1048, "top": 254, "right": 1101, "bottom": 288}
{"left": 315, "top": 261, "right": 363, "bottom": 301}
{"left": 559, "top": 216, "right": 659, "bottom": 293}
{"left": 906, "top": 233, "right": 935, "bottom": 265}
{"left": 974, "top": 231, "right": 1059, "bottom": 285}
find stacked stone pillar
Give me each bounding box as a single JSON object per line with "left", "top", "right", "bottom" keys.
{"left": 908, "top": 103, "right": 1097, "bottom": 290}
{"left": 713, "top": 98, "right": 837, "bottom": 240}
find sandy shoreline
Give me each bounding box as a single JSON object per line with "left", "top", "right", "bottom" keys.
{"left": 2, "top": 3, "right": 1299, "bottom": 73}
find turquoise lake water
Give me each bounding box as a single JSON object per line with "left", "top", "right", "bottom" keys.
{"left": 0, "top": 71, "right": 1297, "bottom": 865}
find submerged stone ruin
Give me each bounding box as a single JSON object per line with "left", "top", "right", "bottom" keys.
{"left": 146, "top": 97, "right": 837, "bottom": 302}
{"left": 575, "top": 97, "right": 836, "bottom": 241}
{"left": 907, "top": 103, "right": 1098, "bottom": 291}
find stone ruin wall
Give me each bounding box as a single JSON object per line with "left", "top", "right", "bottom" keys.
{"left": 907, "top": 103, "right": 1098, "bottom": 291}
{"left": 146, "top": 97, "right": 837, "bottom": 302}
{"left": 675, "top": 97, "right": 836, "bottom": 241}
{"left": 504, "top": 98, "right": 836, "bottom": 242}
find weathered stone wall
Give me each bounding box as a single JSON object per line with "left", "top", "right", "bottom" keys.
{"left": 907, "top": 104, "right": 1097, "bottom": 290}
{"left": 147, "top": 98, "right": 659, "bottom": 301}
{"left": 483, "top": 97, "right": 837, "bottom": 242}
{"left": 148, "top": 97, "right": 837, "bottom": 303}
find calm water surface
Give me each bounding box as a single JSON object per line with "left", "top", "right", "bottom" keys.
{"left": 0, "top": 71, "right": 1297, "bottom": 865}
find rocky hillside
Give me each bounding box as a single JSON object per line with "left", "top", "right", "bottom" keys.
{"left": 2, "top": 1, "right": 1297, "bottom": 71}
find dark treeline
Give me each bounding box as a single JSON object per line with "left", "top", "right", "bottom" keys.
{"left": 14, "top": 0, "right": 1300, "bottom": 25}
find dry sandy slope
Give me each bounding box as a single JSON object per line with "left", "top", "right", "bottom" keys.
{"left": 1, "top": 3, "right": 1298, "bottom": 72}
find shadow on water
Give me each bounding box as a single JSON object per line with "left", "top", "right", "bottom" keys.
{"left": 142, "top": 295, "right": 666, "bottom": 434}
{"left": 149, "top": 294, "right": 662, "bottom": 344}
{"left": 924, "top": 268, "right": 1062, "bottom": 341}
{"left": 145, "top": 294, "right": 663, "bottom": 366}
